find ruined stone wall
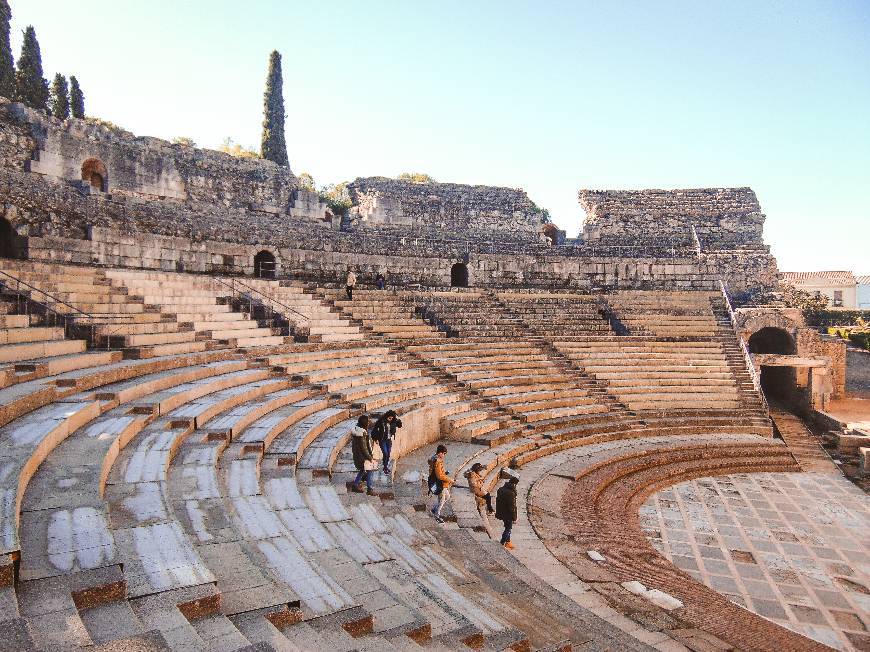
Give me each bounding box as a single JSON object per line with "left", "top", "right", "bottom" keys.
{"left": 579, "top": 187, "right": 766, "bottom": 249}
{"left": 0, "top": 99, "right": 334, "bottom": 222}
{"left": 23, "top": 228, "right": 721, "bottom": 291}
{"left": 797, "top": 330, "right": 847, "bottom": 398}
{"left": 346, "top": 177, "right": 545, "bottom": 241}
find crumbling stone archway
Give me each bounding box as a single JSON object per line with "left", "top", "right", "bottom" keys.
{"left": 748, "top": 327, "right": 796, "bottom": 355}
{"left": 542, "top": 223, "right": 560, "bottom": 246}
{"left": 253, "top": 250, "right": 276, "bottom": 279}
{"left": 81, "top": 158, "right": 108, "bottom": 192}
{"left": 0, "top": 216, "right": 19, "bottom": 259}
{"left": 450, "top": 262, "right": 469, "bottom": 288}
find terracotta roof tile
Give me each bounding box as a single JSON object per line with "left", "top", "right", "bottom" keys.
{"left": 781, "top": 271, "right": 856, "bottom": 285}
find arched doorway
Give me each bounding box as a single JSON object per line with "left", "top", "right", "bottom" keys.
{"left": 81, "top": 158, "right": 108, "bottom": 192}
{"left": 748, "top": 327, "right": 799, "bottom": 408}
{"left": 450, "top": 263, "right": 468, "bottom": 288}
{"left": 254, "top": 250, "right": 276, "bottom": 279}
{"left": 542, "top": 223, "right": 559, "bottom": 245}
{"left": 0, "top": 217, "right": 18, "bottom": 259}
{"left": 748, "top": 327, "right": 796, "bottom": 354}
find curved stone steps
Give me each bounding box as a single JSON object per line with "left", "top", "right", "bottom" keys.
{"left": 527, "top": 436, "right": 823, "bottom": 652}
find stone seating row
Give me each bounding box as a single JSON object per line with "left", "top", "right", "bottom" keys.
{"left": 320, "top": 289, "right": 445, "bottom": 341}
{"left": 0, "top": 297, "right": 123, "bottom": 392}
{"left": 0, "top": 260, "right": 212, "bottom": 358}
{"left": 520, "top": 434, "right": 826, "bottom": 652}
{"left": 236, "top": 279, "right": 364, "bottom": 343}
{"left": 494, "top": 292, "right": 615, "bottom": 339}
{"left": 2, "top": 335, "right": 570, "bottom": 649}
{"left": 555, "top": 338, "right": 746, "bottom": 412}
{"left": 433, "top": 424, "right": 809, "bottom": 652}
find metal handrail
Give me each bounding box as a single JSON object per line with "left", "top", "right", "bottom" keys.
{"left": 213, "top": 276, "right": 309, "bottom": 324}
{"left": 0, "top": 269, "right": 101, "bottom": 344}
{"left": 719, "top": 280, "right": 769, "bottom": 415}
{"left": 690, "top": 223, "right": 702, "bottom": 259}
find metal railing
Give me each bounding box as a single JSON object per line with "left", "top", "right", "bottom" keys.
{"left": 719, "top": 280, "right": 769, "bottom": 415}
{"left": 0, "top": 268, "right": 100, "bottom": 344}
{"left": 690, "top": 223, "right": 702, "bottom": 259}
{"left": 213, "top": 275, "right": 309, "bottom": 329}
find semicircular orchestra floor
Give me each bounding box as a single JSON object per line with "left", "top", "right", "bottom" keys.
{"left": 641, "top": 472, "right": 870, "bottom": 651}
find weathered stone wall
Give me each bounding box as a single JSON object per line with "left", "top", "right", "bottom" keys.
{"left": 346, "top": 177, "right": 545, "bottom": 241}
{"left": 579, "top": 187, "right": 766, "bottom": 250}
{"left": 0, "top": 99, "right": 335, "bottom": 223}
{"left": 23, "top": 228, "right": 721, "bottom": 291}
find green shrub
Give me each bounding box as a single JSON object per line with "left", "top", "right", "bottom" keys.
{"left": 848, "top": 332, "right": 870, "bottom": 350}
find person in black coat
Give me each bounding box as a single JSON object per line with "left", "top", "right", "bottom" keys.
{"left": 371, "top": 410, "right": 402, "bottom": 473}
{"left": 350, "top": 415, "right": 375, "bottom": 494}
{"left": 495, "top": 470, "right": 519, "bottom": 549}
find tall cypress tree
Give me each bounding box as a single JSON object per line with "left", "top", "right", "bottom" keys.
{"left": 0, "top": 0, "right": 14, "bottom": 99}
{"left": 50, "top": 73, "right": 69, "bottom": 119}
{"left": 260, "top": 50, "right": 288, "bottom": 166}
{"left": 69, "top": 75, "right": 84, "bottom": 118}
{"left": 14, "top": 26, "right": 49, "bottom": 111}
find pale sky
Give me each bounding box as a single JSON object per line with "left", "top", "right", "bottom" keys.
{"left": 9, "top": 0, "right": 869, "bottom": 274}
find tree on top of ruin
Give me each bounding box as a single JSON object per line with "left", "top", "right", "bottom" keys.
{"left": 219, "top": 137, "right": 259, "bottom": 159}
{"left": 260, "top": 50, "right": 288, "bottom": 166}
{"left": 14, "top": 26, "right": 49, "bottom": 111}
{"left": 297, "top": 172, "right": 316, "bottom": 191}
{"left": 69, "top": 75, "right": 85, "bottom": 118}
{"left": 0, "top": 0, "right": 14, "bottom": 100}
{"left": 50, "top": 73, "right": 69, "bottom": 119}
{"left": 397, "top": 172, "right": 436, "bottom": 184}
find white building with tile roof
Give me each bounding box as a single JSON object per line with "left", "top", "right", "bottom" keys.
{"left": 781, "top": 271, "right": 857, "bottom": 308}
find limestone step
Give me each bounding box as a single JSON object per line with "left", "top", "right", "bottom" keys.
{"left": 0, "top": 314, "right": 29, "bottom": 328}
{"left": 232, "top": 335, "right": 290, "bottom": 347}
{"left": 122, "top": 330, "right": 197, "bottom": 347}
{"left": 125, "top": 340, "right": 210, "bottom": 359}
{"left": 0, "top": 326, "right": 65, "bottom": 345}
{"left": 0, "top": 338, "right": 86, "bottom": 363}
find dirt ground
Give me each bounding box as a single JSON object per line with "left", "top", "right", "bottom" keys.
{"left": 826, "top": 396, "right": 870, "bottom": 430}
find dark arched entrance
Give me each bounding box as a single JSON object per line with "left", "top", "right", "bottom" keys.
{"left": 81, "top": 158, "right": 108, "bottom": 192}
{"left": 0, "top": 217, "right": 18, "bottom": 258}
{"left": 253, "top": 250, "right": 276, "bottom": 279}
{"left": 748, "top": 327, "right": 796, "bottom": 354}
{"left": 450, "top": 263, "right": 468, "bottom": 288}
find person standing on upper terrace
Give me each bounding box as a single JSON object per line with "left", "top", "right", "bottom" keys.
{"left": 375, "top": 272, "right": 386, "bottom": 290}
{"left": 345, "top": 269, "right": 357, "bottom": 300}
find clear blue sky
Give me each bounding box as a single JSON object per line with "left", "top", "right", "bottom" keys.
{"left": 10, "top": 1, "right": 869, "bottom": 273}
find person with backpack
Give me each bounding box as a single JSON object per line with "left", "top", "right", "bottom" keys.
{"left": 351, "top": 415, "right": 378, "bottom": 495}
{"left": 427, "top": 444, "right": 453, "bottom": 523}
{"left": 464, "top": 462, "right": 494, "bottom": 538}
{"left": 371, "top": 410, "right": 402, "bottom": 474}
{"left": 495, "top": 469, "right": 519, "bottom": 550}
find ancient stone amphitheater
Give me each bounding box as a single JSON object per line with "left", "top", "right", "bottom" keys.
{"left": 0, "top": 101, "right": 866, "bottom": 651}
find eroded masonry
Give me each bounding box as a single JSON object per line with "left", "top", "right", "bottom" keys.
{"left": 0, "top": 99, "right": 865, "bottom": 652}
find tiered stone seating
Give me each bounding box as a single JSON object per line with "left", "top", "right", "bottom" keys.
{"left": 236, "top": 278, "right": 365, "bottom": 343}
{"left": 105, "top": 269, "right": 292, "bottom": 351}
{"left": 322, "top": 288, "right": 445, "bottom": 340}
{"left": 263, "top": 344, "right": 465, "bottom": 418}
{"left": 556, "top": 338, "right": 743, "bottom": 411}
{"left": 608, "top": 290, "right": 720, "bottom": 337}
{"left": 0, "top": 297, "right": 121, "bottom": 391}
{"left": 0, "top": 259, "right": 206, "bottom": 359}
{"left": 422, "top": 290, "right": 529, "bottom": 338}
{"left": 0, "top": 263, "right": 850, "bottom": 651}
{"left": 496, "top": 291, "right": 614, "bottom": 339}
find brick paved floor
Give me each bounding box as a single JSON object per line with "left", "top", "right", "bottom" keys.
{"left": 641, "top": 472, "right": 870, "bottom": 651}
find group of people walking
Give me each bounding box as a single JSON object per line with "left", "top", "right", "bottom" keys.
{"left": 428, "top": 444, "right": 519, "bottom": 549}
{"left": 350, "top": 411, "right": 402, "bottom": 494}
{"left": 348, "top": 413, "right": 518, "bottom": 550}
